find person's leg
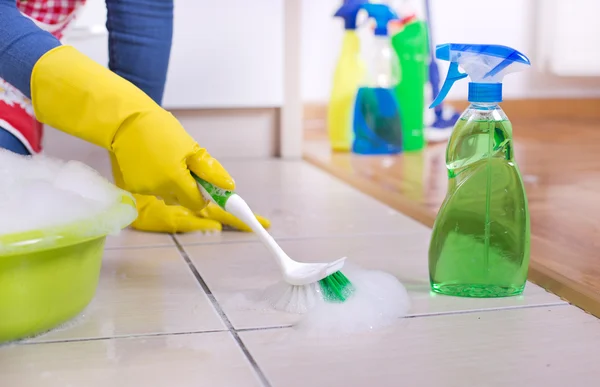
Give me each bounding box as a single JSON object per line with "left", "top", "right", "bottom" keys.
{"left": 105, "top": 0, "right": 173, "bottom": 104}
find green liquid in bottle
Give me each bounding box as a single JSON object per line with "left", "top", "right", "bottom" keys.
{"left": 429, "top": 104, "right": 531, "bottom": 298}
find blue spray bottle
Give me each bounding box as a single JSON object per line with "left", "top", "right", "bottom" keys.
{"left": 352, "top": 3, "right": 403, "bottom": 155}
{"left": 428, "top": 44, "right": 531, "bottom": 298}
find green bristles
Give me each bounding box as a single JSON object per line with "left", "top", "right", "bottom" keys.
{"left": 319, "top": 271, "right": 354, "bottom": 303}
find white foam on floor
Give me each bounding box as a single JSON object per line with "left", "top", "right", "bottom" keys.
{"left": 293, "top": 263, "right": 411, "bottom": 336}
{"left": 221, "top": 291, "right": 275, "bottom": 314}
{"left": 0, "top": 150, "right": 121, "bottom": 235}
{"left": 237, "top": 263, "right": 412, "bottom": 336}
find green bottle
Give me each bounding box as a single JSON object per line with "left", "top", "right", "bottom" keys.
{"left": 391, "top": 18, "right": 428, "bottom": 151}
{"left": 428, "top": 44, "right": 531, "bottom": 298}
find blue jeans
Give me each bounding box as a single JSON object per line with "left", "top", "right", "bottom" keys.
{"left": 0, "top": 127, "right": 29, "bottom": 155}
{"left": 106, "top": 0, "right": 173, "bottom": 105}
{"left": 0, "top": 0, "right": 173, "bottom": 154}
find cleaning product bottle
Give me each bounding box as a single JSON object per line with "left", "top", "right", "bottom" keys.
{"left": 428, "top": 44, "right": 531, "bottom": 298}
{"left": 328, "top": 0, "right": 367, "bottom": 152}
{"left": 352, "top": 3, "right": 403, "bottom": 154}
{"left": 390, "top": 14, "right": 428, "bottom": 151}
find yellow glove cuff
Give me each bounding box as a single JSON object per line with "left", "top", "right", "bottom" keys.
{"left": 31, "top": 45, "right": 160, "bottom": 150}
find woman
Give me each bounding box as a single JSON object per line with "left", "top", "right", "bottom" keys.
{"left": 0, "top": 0, "right": 269, "bottom": 233}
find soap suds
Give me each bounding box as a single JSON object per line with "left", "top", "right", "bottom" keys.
{"left": 226, "top": 264, "right": 411, "bottom": 336}
{"left": 222, "top": 291, "right": 273, "bottom": 313}
{"left": 42, "top": 309, "right": 89, "bottom": 337}
{"left": 0, "top": 150, "right": 125, "bottom": 235}
{"left": 294, "top": 264, "right": 411, "bottom": 336}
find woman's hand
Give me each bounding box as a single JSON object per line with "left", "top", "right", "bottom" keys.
{"left": 31, "top": 45, "right": 232, "bottom": 211}
{"left": 110, "top": 153, "right": 270, "bottom": 233}
{"left": 109, "top": 107, "right": 234, "bottom": 212}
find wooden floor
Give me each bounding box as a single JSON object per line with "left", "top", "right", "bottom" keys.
{"left": 304, "top": 107, "right": 600, "bottom": 317}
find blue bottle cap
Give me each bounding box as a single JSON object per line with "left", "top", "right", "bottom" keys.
{"left": 468, "top": 83, "right": 503, "bottom": 103}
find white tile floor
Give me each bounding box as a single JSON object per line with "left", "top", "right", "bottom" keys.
{"left": 2, "top": 160, "right": 600, "bottom": 386}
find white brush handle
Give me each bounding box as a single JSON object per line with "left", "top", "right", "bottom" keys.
{"left": 225, "top": 194, "right": 291, "bottom": 273}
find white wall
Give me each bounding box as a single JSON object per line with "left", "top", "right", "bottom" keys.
{"left": 301, "top": 0, "right": 600, "bottom": 103}
{"left": 53, "top": 0, "right": 283, "bottom": 160}
{"left": 65, "top": 0, "right": 284, "bottom": 109}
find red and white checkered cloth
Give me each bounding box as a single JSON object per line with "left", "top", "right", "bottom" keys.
{"left": 17, "top": 0, "right": 87, "bottom": 39}
{"left": 0, "top": 0, "right": 88, "bottom": 153}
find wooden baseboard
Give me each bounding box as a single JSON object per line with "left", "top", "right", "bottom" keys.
{"left": 303, "top": 103, "right": 328, "bottom": 122}
{"left": 304, "top": 98, "right": 600, "bottom": 127}
{"left": 171, "top": 108, "right": 279, "bottom": 158}
{"left": 446, "top": 98, "right": 600, "bottom": 121}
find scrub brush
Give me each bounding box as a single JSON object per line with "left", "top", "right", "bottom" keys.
{"left": 192, "top": 173, "right": 354, "bottom": 312}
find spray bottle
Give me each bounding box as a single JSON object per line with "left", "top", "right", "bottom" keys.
{"left": 428, "top": 44, "right": 531, "bottom": 298}
{"left": 352, "top": 3, "right": 403, "bottom": 154}
{"left": 390, "top": 11, "right": 428, "bottom": 151}
{"left": 328, "top": 0, "right": 367, "bottom": 152}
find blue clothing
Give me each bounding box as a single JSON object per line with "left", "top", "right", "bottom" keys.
{"left": 0, "top": 0, "right": 173, "bottom": 154}
{"left": 0, "top": 0, "right": 61, "bottom": 99}
{"left": 107, "top": 0, "right": 173, "bottom": 105}
{"left": 0, "top": 128, "right": 29, "bottom": 155}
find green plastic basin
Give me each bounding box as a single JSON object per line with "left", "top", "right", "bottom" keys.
{"left": 0, "top": 192, "right": 136, "bottom": 343}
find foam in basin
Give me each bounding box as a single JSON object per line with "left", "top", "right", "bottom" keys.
{"left": 0, "top": 149, "right": 125, "bottom": 235}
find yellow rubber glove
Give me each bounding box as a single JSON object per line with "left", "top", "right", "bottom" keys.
{"left": 110, "top": 153, "right": 270, "bottom": 233}
{"left": 31, "top": 45, "right": 231, "bottom": 211}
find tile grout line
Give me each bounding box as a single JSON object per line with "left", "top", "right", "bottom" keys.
{"left": 234, "top": 302, "right": 570, "bottom": 333}
{"left": 404, "top": 301, "right": 571, "bottom": 319}
{"left": 19, "top": 329, "right": 228, "bottom": 346}
{"left": 173, "top": 230, "right": 430, "bottom": 248}
{"left": 236, "top": 325, "right": 293, "bottom": 332}
{"left": 104, "top": 244, "right": 175, "bottom": 251}
{"left": 171, "top": 235, "right": 273, "bottom": 387}
{"left": 15, "top": 302, "right": 571, "bottom": 348}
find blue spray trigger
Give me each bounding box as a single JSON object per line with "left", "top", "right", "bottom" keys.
{"left": 430, "top": 62, "right": 467, "bottom": 108}
{"left": 360, "top": 3, "right": 399, "bottom": 36}
{"left": 334, "top": 0, "right": 368, "bottom": 30}
{"left": 430, "top": 43, "right": 530, "bottom": 105}
{"left": 434, "top": 43, "right": 451, "bottom": 61}
{"left": 484, "top": 50, "right": 527, "bottom": 78}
